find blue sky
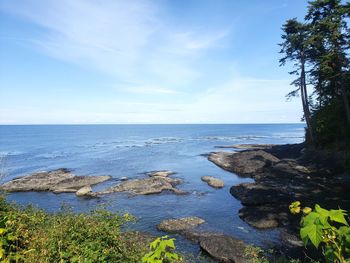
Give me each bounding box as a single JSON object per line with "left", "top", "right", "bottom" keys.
{"left": 0, "top": 0, "right": 308, "bottom": 124}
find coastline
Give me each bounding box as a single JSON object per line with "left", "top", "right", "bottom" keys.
{"left": 208, "top": 143, "right": 350, "bottom": 256}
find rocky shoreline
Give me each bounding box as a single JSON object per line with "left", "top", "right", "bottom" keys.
{"left": 2, "top": 143, "right": 349, "bottom": 261}
{"left": 209, "top": 143, "right": 350, "bottom": 251}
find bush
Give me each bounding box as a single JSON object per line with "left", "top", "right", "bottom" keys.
{"left": 0, "top": 195, "right": 149, "bottom": 262}
{"left": 289, "top": 201, "right": 350, "bottom": 263}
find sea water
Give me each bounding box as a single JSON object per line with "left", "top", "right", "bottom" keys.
{"left": 0, "top": 124, "right": 305, "bottom": 257}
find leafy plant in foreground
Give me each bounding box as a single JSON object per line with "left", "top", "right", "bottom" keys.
{"left": 142, "top": 235, "right": 180, "bottom": 263}
{"left": 289, "top": 201, "right": 350, "bottom": 262}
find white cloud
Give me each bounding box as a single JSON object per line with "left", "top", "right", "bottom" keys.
{"left": 1, "top": 0, "right": 229, "bottom": 91}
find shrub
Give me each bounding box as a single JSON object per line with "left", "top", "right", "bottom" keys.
{"left": 142, "top": 236, "right": 181, "bottom": 263}
{"left": 0, "top": 195, "right": 149, "bottom": 262}
{"left": 289, "top": 201, "right": 350, "bottom": 263}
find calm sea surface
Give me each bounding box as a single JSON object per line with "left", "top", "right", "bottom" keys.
{"left": 0, "top": 124, "right": 305, "bottom": 257}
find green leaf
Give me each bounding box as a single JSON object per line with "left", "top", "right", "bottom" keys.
{"left": 329, "top": 209, "right": 348, "bottom": 225}
{"left": 302, "top": 211, "right": 321, "bottom": 226}
{"left": 315, "top": 204, "right": 330, "bottom": 218}
{"left": 300, "top": 224, "right": 323, "bottom": 248}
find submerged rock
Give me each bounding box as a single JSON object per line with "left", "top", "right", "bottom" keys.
{"left": 146, "top": 170, "right": 175, "bottom": 177}
{"left": 201, "top": 176, "right": 224, "bottom": 188}
{"left": 208, "top": 150, "right": 280, "bottom": 177}
{"left": 0, "top": 169, "right": 111, "bottom": 194}
{"left": 98, "top": 176, "right": 187, "bottom": 195}
{"left": 157, "top": 217, "right": 205, "bottom": 233}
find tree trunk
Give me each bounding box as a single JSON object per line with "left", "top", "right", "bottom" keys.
{"left": 300, "top": 54, "right": 314, "bottom": 144}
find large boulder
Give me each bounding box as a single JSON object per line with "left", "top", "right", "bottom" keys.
{"left": 201, "top": 176, "right": 224, "bottom": 188}
{"left": 0, "top": 169, "right": 111, "bottom": 194}
{"left": 199, "top": 235, "right": 249, "bottom": 263}
{"left": 208, "top": 150, "right": 280, "bottom": 177}
{"left": 98, "top": 176, "right": 187, "bottom": 195}
{"left": 157, "top": 217, "right": 205, "bottom": 233}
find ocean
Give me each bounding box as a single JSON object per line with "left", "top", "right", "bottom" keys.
{"left": 0, "top": 124, "right": 305, "bottom": 256}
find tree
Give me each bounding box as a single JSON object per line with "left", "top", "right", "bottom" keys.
{"left": 280, "top": 19, "right": 314, "bottom": 143}
{"left": 306, "top": 0, "right": 350, "bottom": 126}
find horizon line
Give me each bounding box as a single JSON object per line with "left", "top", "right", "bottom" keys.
{"left": 0, "top": 122, "right": 305, "bottom": 126}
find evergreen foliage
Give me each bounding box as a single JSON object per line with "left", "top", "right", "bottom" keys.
{"left": 280, "top": 0, "right": 350, "bottom": 148}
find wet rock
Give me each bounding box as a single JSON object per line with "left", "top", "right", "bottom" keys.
{"left": 120, "top": 176, "right": 128, "bottom": 181}
{"left": 98, "top": 177, "right": 187, "bottom": 195}
{"left": 230, "top": 183, "right": 292, "bottom": 206}
{"left": 199, "top": 235, "right": 249, "bottom": 263}
{"left": 208, "top": 150, "right": 280, "bottom": 177}
{"left": 201, "top": 176, "right": 224, "bottom": 188}
{"left": 0, "top": 169, "right": 111, "bottom": 193}
{"left": 215, "top": 144, "right": 275, "bottom": 150}
{"left": 271, "top": 160, "right": 310, "bottom": 177}
{"left": 146, "top": 170, "right": 175, "bottom": 177}
{"left": 76, "top": 186, "right": 97, "bottom": 197}
{"left": 238, "top": 206, "right": 289, "bottom": 229}
{"left": 158, "top": 216, "right": 254, "bottom": 263}
{"left": 157, "top": 217, "right": 205, "bottom": 233}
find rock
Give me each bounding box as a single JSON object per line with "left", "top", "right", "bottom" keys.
{"left": 158, "top": 216, "right": 255, "bottom": 263}
{"left": 215, "top": 144, "right": 275, "bottom": 150}
{"left": 271, "top": 160, "right": 310, "bottom": 177}
{"left": 76, "top": 186, "right": 96, "bottom": 197}
{"left": 0, "top": 169, "right": 111, "bottom": 194}
{"left": 157, "top": 217, "right": 205, "bottom": 233}
{"left": 230, "top": 183, "right": 292, "bottom": 206}
{"left": 120, "top": 176, "right": 128, "bottom": 181}
{"left": 238, "top": 206, "right": 289, "bottom": 229}
{"left": 199, "top": 235, "right": 250, "bottom": 263}
{"left": 98, "top": 176, "right": 187, "bottom": 195}
{"left": 208, "top": 150, "right": 280, "bottom": 177}
{"left": 146, "top": 170, "right": 175, "bottom": 177}
{"left": 201, "top": 176, "right": 224, "bottom": 188}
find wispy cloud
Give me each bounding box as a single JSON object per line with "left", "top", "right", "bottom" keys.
{"left": 1, "top": 0, "right": 229, "bottom": 94}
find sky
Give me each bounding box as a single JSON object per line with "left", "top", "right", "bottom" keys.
{"left": 0, "top": 0, "right": 309, "bottom": 124}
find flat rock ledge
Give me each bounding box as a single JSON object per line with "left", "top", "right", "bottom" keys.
{"left": 157, "top": 217, "right": 252, "bottom": 263}
{"left": 201, "top": 176, "right": 224, "bottom": 188}
{"left": 98, "top": 176, "right": 187, "bottom": 195}
{"left": 146, "top": 170, "right": 175, "bottom": 177}
{"left": 208, "top": 150, "right": 280, "bottom": 176}
{"left": 0, "top": 169, "right": 111, "bottom": 194}
{"left": 215, "top": 144, "right": 275, "bottom": 150}
{"left": 209, "top": 144, "right": 350, "bottom": 235}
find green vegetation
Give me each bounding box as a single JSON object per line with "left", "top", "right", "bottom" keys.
{"left": 289, "top": 201, "right": 350, "bottom": 262}
{"left": 142, "top": 236, "right": 182, "bottom": 263}
{"left": 280, "top": 0, "right": 350, "bottom": 148}
{"left": 0, "top": 195, "right": 151, "bottom": 262}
